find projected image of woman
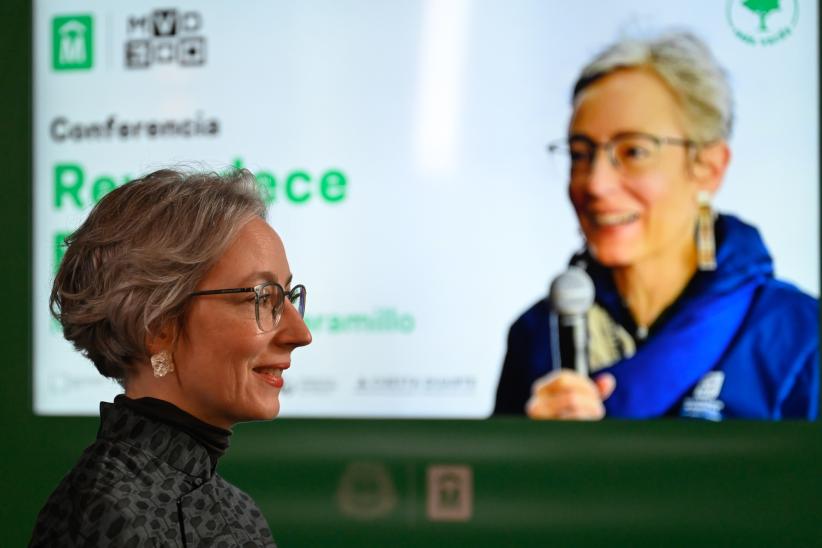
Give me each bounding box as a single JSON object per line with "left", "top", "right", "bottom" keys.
{"left": 494, "top": 32, "right": 819, "bottom": 420}
{"left": 30, "top": 169, "right": 311, "bottom": 545}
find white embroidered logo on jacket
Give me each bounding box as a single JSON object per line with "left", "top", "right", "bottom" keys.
{"left": 682, "top": 371, "right": 726, "bottom": 421}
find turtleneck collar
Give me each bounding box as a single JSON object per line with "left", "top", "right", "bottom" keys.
{"left": 113, "top": 395, "right": 231, "bottom": 471}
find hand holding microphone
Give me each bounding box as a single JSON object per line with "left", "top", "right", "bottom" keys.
{"left": 526, "top": 267, "right": 616, "bottom": 420}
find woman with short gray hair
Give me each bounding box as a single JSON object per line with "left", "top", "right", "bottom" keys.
{"left": 495, "top": 31, "right": 818, "bottom": 420}
{"left": 31, "top": 168, "right": 311, "bottom": 546}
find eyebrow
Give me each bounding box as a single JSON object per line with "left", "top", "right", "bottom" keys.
{"left": 568, "top": 131, "right": 668, "bottom": 142}
{"left": 568, "top": 133, "right": 597, "bottom": 143}
{"left": 239, "top": 271, "right": 294, "bottom": 287}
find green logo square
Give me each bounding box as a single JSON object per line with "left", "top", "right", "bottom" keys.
{"left": 52, "top": 15, "right": 94, "bottom": 71}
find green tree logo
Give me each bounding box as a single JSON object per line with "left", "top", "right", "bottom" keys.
{"left": 727, "top": 0, "right": 798, "bottom": 46}
{"left": 52, "top": 15, "right": 94, "bottom": 71}
{"left": 743, "top": 0, "right": 780, "bottom": 31}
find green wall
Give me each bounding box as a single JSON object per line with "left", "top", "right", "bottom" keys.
{"left": 3, "top": 2, "right": 821, "bottom": 546}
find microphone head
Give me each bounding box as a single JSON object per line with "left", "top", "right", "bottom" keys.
{"left": 549, "top": 266, "right": 595, "bottom": 315}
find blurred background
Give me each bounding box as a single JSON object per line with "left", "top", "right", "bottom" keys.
{"left": 4, "top": 0, "right": 821, "bottom": 545}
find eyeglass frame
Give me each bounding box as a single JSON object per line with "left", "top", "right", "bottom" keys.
{"left": 546, "top": 131, "right": 702, "bottom": 181}
{"left": 188, "top": 281, "right": 306, "bottom": 332}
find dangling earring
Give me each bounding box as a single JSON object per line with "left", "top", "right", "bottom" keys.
{"left": 151, "top": 350, "right": 175, "bottom": 378}
{"left": 696, "top": 191, "right": 716, "bottom": 271}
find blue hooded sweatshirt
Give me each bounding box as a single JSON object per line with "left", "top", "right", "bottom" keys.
{"left": 494, "top": 214, "right": 819, "bottom": 420}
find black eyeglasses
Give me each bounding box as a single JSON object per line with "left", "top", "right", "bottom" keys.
{"left": 189, "top": 282, "right": 306, "bottom": 332}
{"left": 547, "top": 132, "right": 698, "bottom": 183}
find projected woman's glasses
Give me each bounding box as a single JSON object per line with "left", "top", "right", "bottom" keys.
{"left": 547, "top": 132, "right": 697, "bottom": 183}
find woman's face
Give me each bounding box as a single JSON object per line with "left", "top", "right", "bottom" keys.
{"left": 568, "top": 68, "right": 708, "bottom": 269}
{"left": 171, "top": 217, "right": 312, "bottom": 429}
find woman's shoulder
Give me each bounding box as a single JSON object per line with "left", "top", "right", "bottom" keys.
{"left": 45, "top": 438, "right": 130, "bottom": 497}
{"left": 718, "top": 278, "right": 819, "bottom": 418}
{"left": 31, "top": 427, "right": 203, "bottom": 545}
{"left": 29, "top": 440, "right": 147, "bottom": 546}
{"left": 30, "top": 489, "right": 155, "bottom": 547}
{"left": 730, "top": 277, "right": 818, "bottom": 372}
{"left": 732, "top": 277, "right": 818, "bottom": 365}
{"left": 754, "top": 277, "right": 818, "bottom": 326}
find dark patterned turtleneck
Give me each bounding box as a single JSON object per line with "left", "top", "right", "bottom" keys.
{"left": 114, "top": 394, "right": 231, "bottom": 470}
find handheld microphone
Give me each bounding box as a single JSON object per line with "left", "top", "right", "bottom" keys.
{"left": 548, "top": 266, "right": 595, "bottom": 376}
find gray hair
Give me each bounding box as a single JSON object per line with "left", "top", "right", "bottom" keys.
{"left": 572, "top": 31, "right": 734, "bottom": 142}
{"left": 50, "top": 168, "right": 267, "bottom": 384}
